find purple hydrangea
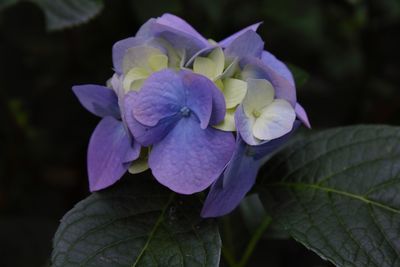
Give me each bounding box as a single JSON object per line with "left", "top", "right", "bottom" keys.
{"left": 72, "top": 13, "right": 310, "bottom": 218}
{"left": 72, "top": 82, "right": 141, "bottom": 191}
{"left": 124, "top": 69, "right": 235, "bottom": 194}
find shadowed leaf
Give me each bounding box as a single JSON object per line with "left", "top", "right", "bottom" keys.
{"left": 51, "top": 175, "right": 221, "bottom": 266}
{"left": 258, "top": 125, "right": 400, "bottom": 266}
{"left": 31, "top": 0, "right": 104, "bottom": 30}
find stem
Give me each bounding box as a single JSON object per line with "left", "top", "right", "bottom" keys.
{"left": 222, "top": 246, "right": 238, "bottom": 267}
{"left": 237, "top": 216, "right": 272, "bottom": 267}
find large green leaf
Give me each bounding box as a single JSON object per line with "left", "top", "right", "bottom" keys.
{"left": 258, "top": 125, "right": 400, "bottom": 267}
{"left": 31, "top": 0, "right": 104, "bottom": 30}
{"left": 51, "top": 176, "right": 221, "bottom": 266}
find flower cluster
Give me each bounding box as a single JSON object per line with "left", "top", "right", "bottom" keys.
{"left": 73, "top": 14, "right": 310, "bottom": 217}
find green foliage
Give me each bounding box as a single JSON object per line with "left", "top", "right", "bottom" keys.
{"left": 51, "top": 176, "right": 221, "bottom": 266}
{"left": 239, "top": 194, "right": 268, "bottom": 235}
{"left": 31, "top": 0, "right": 103, "bottom": 30}
{"left": 0, "top": 0, "right": 104, "bottom": 30}
{"left": 258, "top": 125, "right": 400, "bottom": 266}
{"left": 240, "top": 194, "right": 290, "bottom": 240}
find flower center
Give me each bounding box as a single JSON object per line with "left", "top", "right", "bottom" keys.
{"left": 252, "top": 110, "right": 261, "bottom": 118}
{"left": 180, "top": 106, "right": 191, "bottom": 117}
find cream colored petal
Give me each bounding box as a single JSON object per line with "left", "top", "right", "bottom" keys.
{"left": 213, "top": 108, "right": 236, "bottom": 132}
{"left": 222, "top": 78, "right": 247, "bottom": 109}
{"left": 129, "top": 79, "right": 146, "bottom": 91}
{"left": 128, "top": 159, "right": 149, "bottom": 174}
{"left": 193, "top": 56, "right": 217, "bottom": 79}
{"left": 154, "top": 38, "right": 181, "bottom": 68}
{"left": 215, "top": 79, "right": 224, "bottom": 91}
{"left": 122, "top": 46, "right": 164, "bottom": 74}
{"left": 148, "top": 54, "right": 169, "bottom": 72}
{"left": 253, "top": 99, "right": 296, "bottom": 141}
{"left": 208, "top": 39, "right": 218, "bottom": 45}
{"left": 217, "top": 58, "right": 238, "bottom": 80}
{"left": 123, "top": 67, "right": 150, "bottom": 92}
{"left": 128, "top": 148, "right": 149, "bottom": 174}
{"left": 243, "top": 78, "right": 275, "bottom": 118}
{"left": 209, "top": 47, "right": 225, "bottom": 77}
{"left": 178, "top": 48, "right": 187, "bottom": 69}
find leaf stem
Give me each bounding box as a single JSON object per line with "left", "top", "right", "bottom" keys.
{"left": 237, "top": 216, "right": 272, "bottom": 267}
{"left": 131, "top": 193, "right": 175, "bottom": 267}
{"left": 222, "top": 245, "right": 238, "bottom": 267}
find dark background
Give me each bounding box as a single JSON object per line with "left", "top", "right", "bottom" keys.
{"left": 1, "top": 0, "right": 399, "bottom": 266}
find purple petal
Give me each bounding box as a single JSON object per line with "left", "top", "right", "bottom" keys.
{"left": 295, "top": 103, "right": 311, "bottom": 128}
{"left": 72, "top": 84, "right": 120, "bottom": 119}
{"left": 124, "top": 133, "right": 142, "bottom": 163}
{"left": 181, "top": 71, "right": 216, "bottom": 129}
{"left": 136, "top": 14, "right": 209, "bottom": 60}
{"left": 261, "top": 51, "right": 294, "bottom": 86}
{"left": 132, "top": 70, "right": 184, "bottom": 126}
{"left": 157, "top": 14, "right": 208, "bottom": 45}
{"left": 224, "top": 30, "right": 264, "bottom": 59}
{"left": 201, "top": 125, "right": 300, "bottom": 218}
{"left": 88, "top": 116, "right": 140, "bottom": 192}
{"left": 219, "top": 22, "right": 262, "bottom": 48}
{"left": 201, "top": 137, "right": 259, "bottom": 218}
{"left": 235, "top": 105, "right": 260, "bottom": 146}
{"left": 242, "top": 57, "right": 297, "bottom": 107}
{"left": 112, "top": 36, "right": 147, "bottom": 74}
{"left": 149, "top": 117, "right": 235, "bottom": 194}
{"left": 135, "top": 18, "right": 156, "bottom": 36}
{"left": 132, "top": 70, "right": 216, "bottom": 129}
{"left": 124, "top": 91, "right": 180, "bottom": 146}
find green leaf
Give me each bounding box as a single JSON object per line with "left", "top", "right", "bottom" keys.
{"left": 0, "top": 0, "right": 18, "bottom": 10}
{"left": 258, "top": 125, "right": 400, "bottom": 267}
{"left": 239, "top": 194, "right": 290, "bottom": 239}
{"left": 240, "top": 194, "right": 268, "bottom": 235}
{"left": 31, "top": 0, "right": 104, "bottom": 30}
{"left": 51, "top": 176, "right": 221, "bottom": 266}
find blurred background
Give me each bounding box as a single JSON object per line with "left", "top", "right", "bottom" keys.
{"left": 1, "top": 0, "right": 399, "bottom": 266}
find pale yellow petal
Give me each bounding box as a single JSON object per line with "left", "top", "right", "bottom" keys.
{"left": 129, "top": 79, "right": 146, "bottom": 91}
{"left": 193, "top": 56, "right": 217, "bottom": 79}
{"left": 217, "top": 58, "right": 238, "bottom": 80}
{"left": 209, "top": 47, "right": 225, "bottom": 77}
{"left": 215, "top": 79, "right": 224, "bottom": 91}
{"left": 243, "top": 78, "right": 275, "bottom": 118}
{"left": 123, "top": 67, "right": 150, "bottom": 92}
{"left": 148, "top": 54, "right": 168, "bottom": 71}
{"left": 122, "top": 46, "right": 163, "bottom": 74}
{"left": 208, "top": 39, "right": 218, "bottom": 45}
{"left": 222, "top": 78, "right": 247, "bottom": 109}
{"left": 253, "top": 99, "right": 296, "bottom": 140}
{"left": 128, "top": 148, "right": 150, "bottom": 174}
{"left": 213, "top": 108, "right": 236, "bottom": 132}
{"left": 128, "top": 159, "right": 149, "bottom": 174}
{"left": 154, "top": 38, "right": 181, "bottom": 68}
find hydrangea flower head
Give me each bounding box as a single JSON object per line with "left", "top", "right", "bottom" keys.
{"left": 72, "top": 13, "right": 310, "bottom": 218}
{"left": 124, "top": 69, "right": 235, "bottom": 194}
